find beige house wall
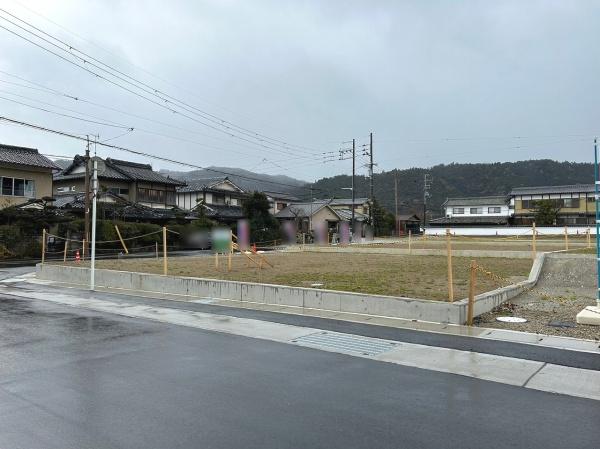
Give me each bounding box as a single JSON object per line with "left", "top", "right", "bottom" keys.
{"left": 0, "top": 164, "right": 53, "bottom": 209}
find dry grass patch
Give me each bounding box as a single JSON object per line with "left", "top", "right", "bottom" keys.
{"left": 83, "top": 252, "right": 532, "bottom": 301}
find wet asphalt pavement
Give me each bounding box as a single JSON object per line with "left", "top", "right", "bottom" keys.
{"left": 0, "top": 273, "right": 599, "bottom": 448}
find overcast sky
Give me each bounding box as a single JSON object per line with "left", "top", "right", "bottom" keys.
{"left": 0, "top": 0, "right": 599, "bottom": 182}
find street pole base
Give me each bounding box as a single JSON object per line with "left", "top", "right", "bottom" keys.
{"left": 576, "top": 306, "right": 600, "bottom": 326}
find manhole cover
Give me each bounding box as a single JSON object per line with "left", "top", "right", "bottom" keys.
{"left": 547, "top": 320, "right": 576, "bottom": 328}
{"left": 496, "top": 316, "right": 528, "bottom": 323}
{"left": 291, "top": 331, "right": 397, "bottom": 356}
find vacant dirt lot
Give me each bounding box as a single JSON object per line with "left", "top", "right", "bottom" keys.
{"left": 85, "top": 251, "right": 532, "bottom": 301}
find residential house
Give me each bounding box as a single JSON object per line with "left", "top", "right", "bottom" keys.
{"left": 509, "top": 184, "right": 595, "bottom": 225}
{"left": 429, "top": 196, "right": 511, "bottom": 226}
{"left": 275, "top": 199, "right": 369, "bottom": 235}
{"left": 396, "top": 214, "right": 421, "bottom": 235}
{"left": 176, "top": 177, "right": 247, "bottom": 224}
{"left": 263, "top": 191, "right": 300, "bottom": 215}
{"left": 54, "top": 156, "right": 185, "bottom": 209}
{"left": 326, "top": 197, "right": 370, "bottom": 217}
{"left": 0, "top": 143, "right": 59, "bottom": 209}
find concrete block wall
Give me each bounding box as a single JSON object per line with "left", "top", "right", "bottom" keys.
{"left": 36, "top": 254, "right": 545, "bottom": 324}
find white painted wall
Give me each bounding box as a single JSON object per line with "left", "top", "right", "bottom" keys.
{"left": 445, "top": 204, "right": 510, "bottom": 218}
{"left": 425, "top": 226, "right": 596, "bottom": 236}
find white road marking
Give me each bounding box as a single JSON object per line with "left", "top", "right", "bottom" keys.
{"left": 1, "top": 286, "right": 599, "bottom": 401}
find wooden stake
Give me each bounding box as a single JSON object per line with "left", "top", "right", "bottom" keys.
{"left": 408, "top": 230, "right": 412, "bottom": 254}
{"left": 227, "top": 230, "right": 232, "bottom": 272}
{"left": 41, "top": 228, "right": 46, "bottom": 264}
{"left": 63, "top": 231, "right": 70, "bottom": 262}
{"left": 531, "top": 221, "right": 536, "bottom": 260}
{"left": 155, "top": 241, "right": 159, "bottom": 259}
{"left": 82, "top": 238, "right": 86, "bottom": 262}
{"left": 564, "top": 225, "right": 569, "bottom": 251}
{"left": 114, "top": 225, "right": 129, "bottom": 254}
{"left": 162, "top": 226, "right": 168, "bottom": 275}
{"left": 587, "top": 227, "right": 591, "bottom": 248}
{"left": 467, "top": 260, "right": 477, "bottom": 326}
{"left": 446, "top": 228, "right": 454, "bottom": 302}
{"left": 215, "top": 252, "right": 219, "bottom": 270}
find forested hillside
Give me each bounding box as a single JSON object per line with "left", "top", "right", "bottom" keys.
{"left": 304, "top": 160, "right": 594, "bottom": 218}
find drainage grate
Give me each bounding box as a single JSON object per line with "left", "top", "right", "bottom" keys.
{"left": 291, "top": 331, "right": 397, "bottom": 356}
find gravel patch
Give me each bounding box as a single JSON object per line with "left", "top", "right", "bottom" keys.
{"left": 475, "top": 254, "right": 600, "bottom": 340}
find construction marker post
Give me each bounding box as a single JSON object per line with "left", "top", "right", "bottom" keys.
{"left": 531, "top": 222, "right": 537, "bottom": 260}
{"left": 41, "top": 228, "right": 46, "bottom": 264}
{"left": 227, "top": 230, "right": 232, "bottom": 272}
{"left": 63, "top": 231, "right": 70, "bottom": 262}
{"left": 114, "top": 225, "right": 129, "bottom": 254}
{"left": 587, "top": 227, "right": 592, "bottom": 248}
{"left": 446, "top": 228, "right": 454, "bottom": 302}
{"left": 564, "top": 226, "right": 569, "bottom": 251}
{"left": 162, "top": 226, "right": 168, "bottom": 276}
{"left": 467, "top": 260, "right": 477, "bottom": 326}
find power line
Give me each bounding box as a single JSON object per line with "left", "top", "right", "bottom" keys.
{"left": 0, "top": 115, "right": 322, "bottom": 191}
{"left": 0, "top": 8, "right": 325, "bottom": 155}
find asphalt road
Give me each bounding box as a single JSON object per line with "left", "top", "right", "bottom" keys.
{"left": 0, "top": 292, "right": 599, "bottom": 449}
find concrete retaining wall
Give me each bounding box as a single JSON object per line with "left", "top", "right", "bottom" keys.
{"left": 36, "top": 254, "right": 545, "bottom": 324}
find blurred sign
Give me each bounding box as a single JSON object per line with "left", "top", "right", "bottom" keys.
{"left": 339, "top": 221, "right": 350, "bottom": 245}
{"left": 237, "top": 219, "right": 249, "bottom": 250}
{"left": 212, "top": 228, "right": 231, "bottom": 253}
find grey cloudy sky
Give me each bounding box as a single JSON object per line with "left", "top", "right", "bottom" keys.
{"left": 0, "top": 0, "right": 599, "bottom": 182}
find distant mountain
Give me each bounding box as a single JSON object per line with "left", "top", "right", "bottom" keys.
{"left": 159, "top": 166, "right": 307, "bottom": 194}
{"left": 305, "top": 159, "right": 594, "bottom": 218}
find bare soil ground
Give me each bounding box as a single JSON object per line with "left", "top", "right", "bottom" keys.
{"left": 83, "top": 252, "right": 532, "bottom": 301}
{"left": 475, "top": 254, "right": 600, "bottom": 340}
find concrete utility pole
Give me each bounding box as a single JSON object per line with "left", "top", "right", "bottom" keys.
{"left": 394, "top": 172, "right": 398, "bottom": 236}
{"left": 351, "top": 138, "right": 355, "bottom": 236}
{"left": 369, "top": 132, "right": 374, "bottom": 226}
{"left": 423, "top": 173, "right": 433, "bottom": 228}
{"left": 90, "top": 159, "right": 98, "bottom": 291}
{"left": 84, "top": 136, "right": 90, "bottom": 242}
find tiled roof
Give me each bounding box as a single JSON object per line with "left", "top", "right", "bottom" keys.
{"left": 177, "top": 177, "right": 245, "bottom": 193}
{"left": 275, "top": 202, "right": 330, "bottom": 218}
{"left": 107, "top": 158, "right": 185, "bottom": 185}
{"left": 509, "top": 184, "right": 595, "bottom": 195}
{"left": 334, "top": 209, "right": 368, "bottom": 222}
{"left": 443, "top": 196, "right": 509, "bottom": 207}
{"left": 201, "top": 204, "right": 245, "bottom": 219}
{"left": 263, "top": 191, "right": 300, "bottom": 202}
{"left": 0, "top": 144, "right": 60, "bottom": 170}
{"left": 53, "top": 156, "right": 185, "bottom": 185}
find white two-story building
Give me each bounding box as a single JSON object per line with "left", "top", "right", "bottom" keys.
{"left": 430, "top": 195, "right": 511, "bottom": 226}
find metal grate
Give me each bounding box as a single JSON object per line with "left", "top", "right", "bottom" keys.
{"left": 291, "top": 331, "right": 397, "bottom": 356}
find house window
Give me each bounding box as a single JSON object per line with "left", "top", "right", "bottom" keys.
{"left": 107, "top": 187, "right": 129, "bottom": 196}
{"left": 452, "top": 208, "right": 464, "bottom": 214}
{"left": 488, "top": 207, "right": 501, "bottom": 214}
{"left": 213, "top": 194, "right": 225, "bottom": 205}
{"left": 1, "top": 177, "right": 13, "bottom": 196}
{"left": 166, "top": 191, "right": 176, "bottom": 206}
{"left": 563, "top": 198, "right": 580, "bottom": 208}
{"left": 0, "top": 177, "right": 34, "bottom": 197}
{"left": 470, "top": 207, "right": 483, "bottom": 214}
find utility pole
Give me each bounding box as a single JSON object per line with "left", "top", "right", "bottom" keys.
{"left": 84, "top": 136, "right": 90, "bottom": 242}
{"left": 394, "top": 172, "right": 399, "bottom": 236}
{"left": 369, "top": 132, "right": 374, "bottom": 226}
{"left": 351, "top": 138, "right": 356, "bottom": 237}
{"left": 90, "top": 159, "right": 98, "bottom": 291}
{"left": 423, "top": 173, "right": 433, "bottom": 228}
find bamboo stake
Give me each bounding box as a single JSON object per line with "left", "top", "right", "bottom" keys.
{"left": 564, "top": 225, "right": 569, "bottom": 251}
{"left": 162, "top": 226, "right": 168, "bottom": 275}
{"left": 467, "top": 260, "right": 477, "bottom": 326}
{"left": 408, "top": 230, "right": 412, "bottom": 254}
{"left": 41, "top": 228, "right": 46, "bottom": 264}
{"left": 531, "top": 221, "right": 536, "bottom": 260}
{"left": 114, "top": 225, "right": 129, "bottom": 254}
{"left": 446, "top": 228, "right": 454, "bottom": 302}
